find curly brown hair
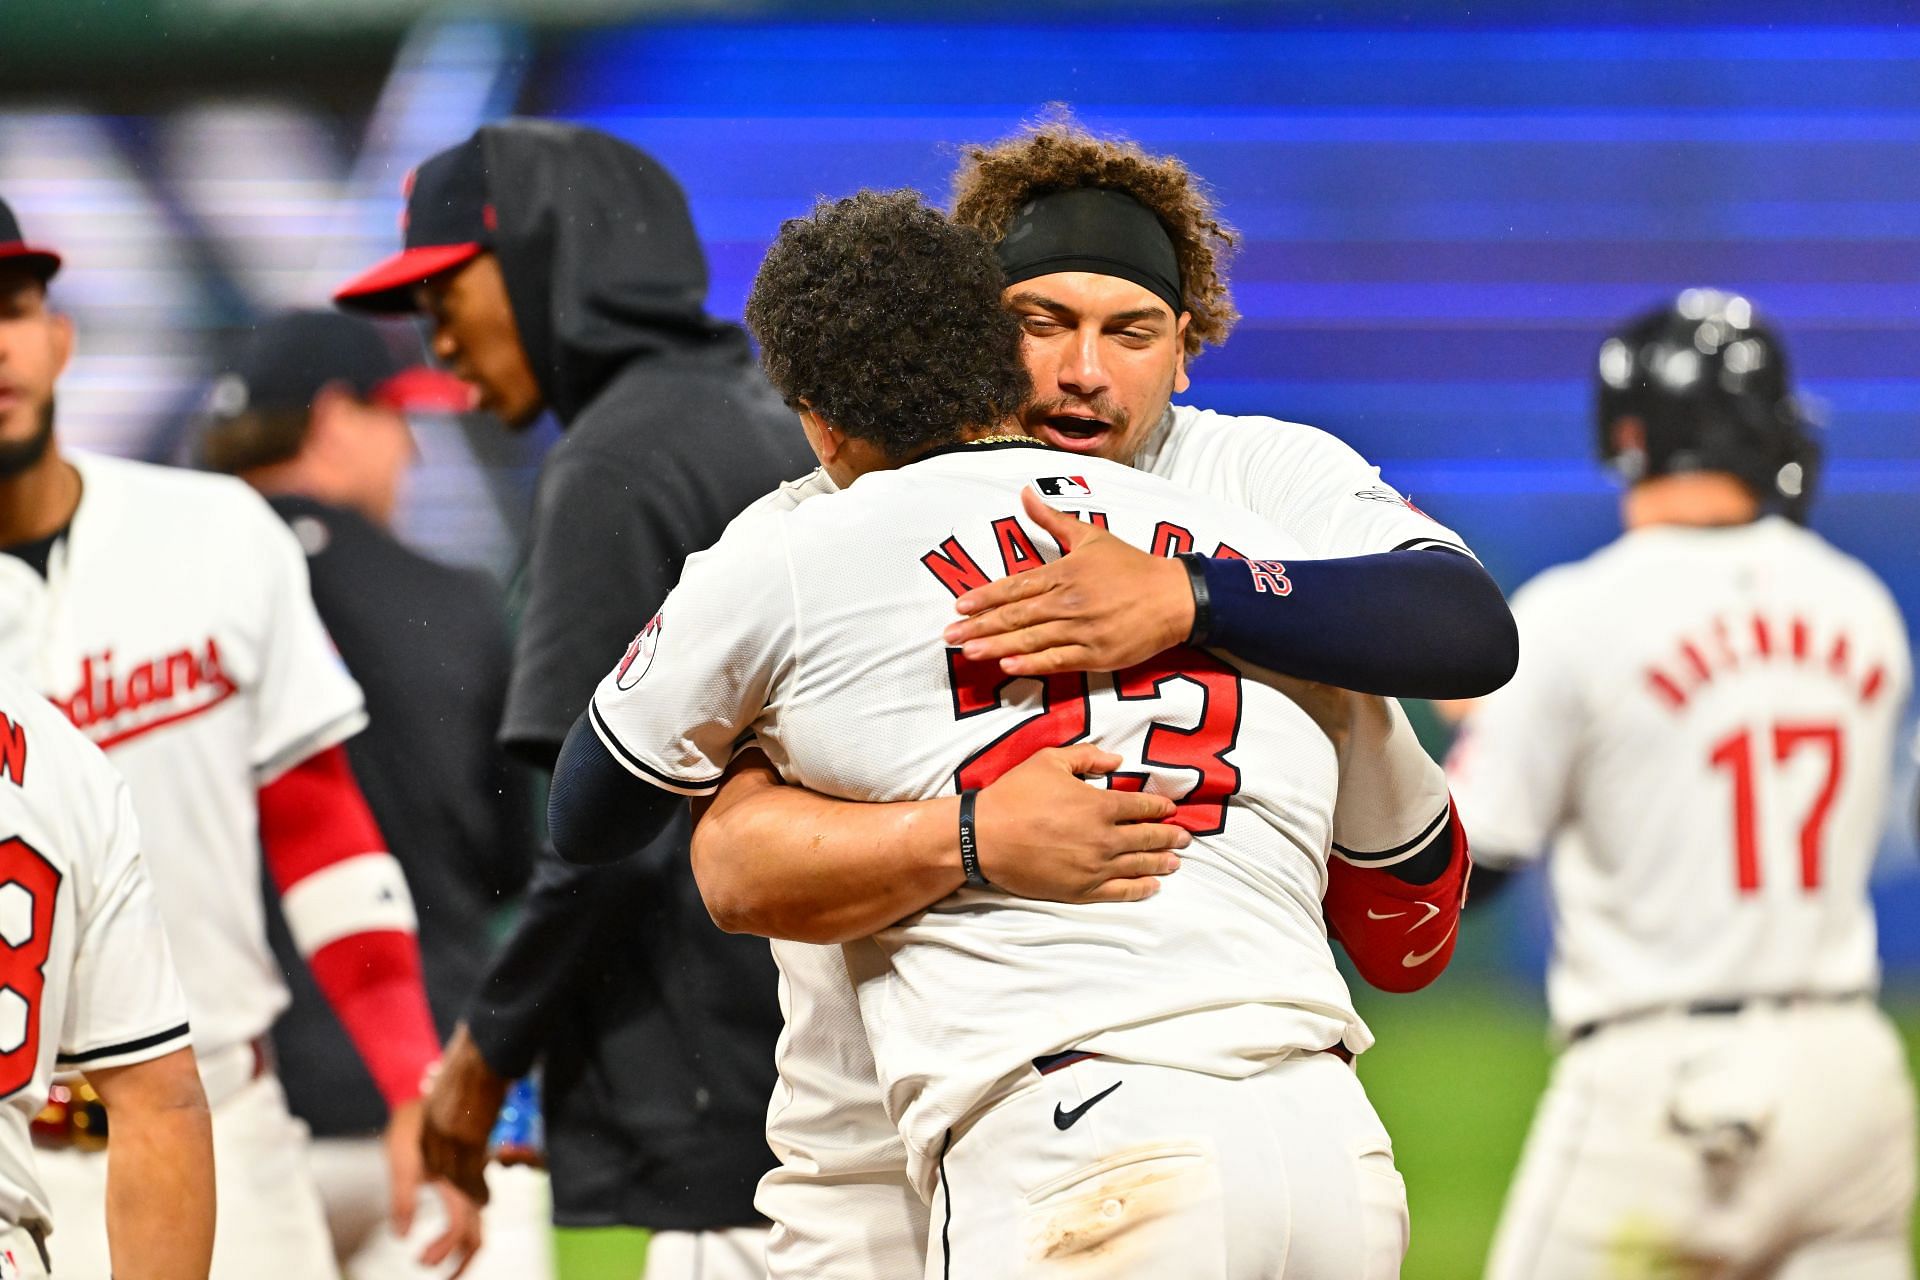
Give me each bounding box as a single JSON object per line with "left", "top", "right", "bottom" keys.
{"left": 950, "top": 109, "right": 1240, "bottom": 360}
{"left": 746, "top": 189, "right": 1032, "bottom": 458}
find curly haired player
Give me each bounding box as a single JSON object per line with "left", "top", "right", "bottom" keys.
{"left": 659, "top": 118, "right": 1507, "bottom": 1277}
{"left": 552, "top": 188, "right": 1434, "bottom": 1277}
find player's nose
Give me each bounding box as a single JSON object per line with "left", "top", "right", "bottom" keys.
{"left": 1056, "top": 326, "right": 1109, "bottom": 396}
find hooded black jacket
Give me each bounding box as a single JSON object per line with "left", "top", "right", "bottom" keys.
{"left": 456, "top": 121, "right": 813, "bottom": 1229}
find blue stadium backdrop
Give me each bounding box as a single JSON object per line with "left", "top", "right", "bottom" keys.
{"left": 541, "top": 8, "right": 1920, "bottom": 973}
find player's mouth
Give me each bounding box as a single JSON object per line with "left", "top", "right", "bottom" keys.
{"left": 0, "top": 384, "right": 21, "bottom": 418}
{"left": 1035, "top": 414, "right": 1114, "bottom": 456}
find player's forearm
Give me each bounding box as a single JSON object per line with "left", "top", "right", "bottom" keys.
{"left": 106, "top": 1105, "right": 216, "bottom": 1279}
{"left": 548, "top": 711, "right": 684, "bottom": 868}
{"left": 1193, "top": 548, "right": 1519, "bottom": 700}
{"left": 693, "top": 759, "right": 963, "bottom": 944}
{"left": 260, "top": 746, "right": 441, "bottom": 1105}
{"left": 92, "top": 1052, "right": 215, "bottom": 1280}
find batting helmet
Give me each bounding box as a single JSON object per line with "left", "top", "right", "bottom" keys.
{"left": 1595, "top": 289, "right": 1819, "bottom": 521}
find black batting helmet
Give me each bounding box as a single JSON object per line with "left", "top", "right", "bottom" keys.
{"left": 1595, "top": 289, "right": 1819, "bottom": 521}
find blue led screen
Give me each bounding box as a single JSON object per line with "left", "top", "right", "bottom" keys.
{"left": 543, "top": 11, "right": 1920, "bottom": 967}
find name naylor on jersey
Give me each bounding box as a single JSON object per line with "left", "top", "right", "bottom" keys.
{"left": 919, "top": 515, "right": 1249, "bottom": 597}
{"left": 53, "top": 639, "right": 240, "bottom": 750}
{"left": 1643, "top": 612, "right": 1889, "bottom": 713}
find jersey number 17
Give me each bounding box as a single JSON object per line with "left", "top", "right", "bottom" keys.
{"left": 1707, "top": 721, "right": 1844, "bottom": 894}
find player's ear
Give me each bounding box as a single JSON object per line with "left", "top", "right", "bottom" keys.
{"left": 49, "top": 309, "right": 75, "bottom": 380}
{"left": 310, "top": 381, "right": 386, "bottom": 470}
{"left": 795, "top": 405, "right": 844, "bottom": 467}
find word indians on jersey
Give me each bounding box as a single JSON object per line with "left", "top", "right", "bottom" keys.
{"left": 52, "top": 641, "right": 238, "bottom": 751}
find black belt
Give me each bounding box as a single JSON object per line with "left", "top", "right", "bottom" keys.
{"left": 1033, "top": 1041, "right": 1354, "bottom": 1073}
{"left": 1567, "top": 991, "right": 1869, "bottom": 1044}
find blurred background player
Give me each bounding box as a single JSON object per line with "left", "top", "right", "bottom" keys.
{"left": 1447, "top": 290, "right": 1915, "bottom": 1278}
{"left": 0, "top": 668, "right": 214, "bottom": 1279}
{"left": 0, "top": 195, "right": 474, "bottom": 1278}
{"left": 333, "top": 121, "right": 814, "bottom": 1273}
{"left": 197, "top": 308, "right": 545, "bottom": 1280}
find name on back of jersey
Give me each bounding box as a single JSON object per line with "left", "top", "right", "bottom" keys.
{"left": 1643, "top": 609, "right": 1891, "bottom": 715}
{"left": 919, "top": 492, "right": 1251, "bottom": 600}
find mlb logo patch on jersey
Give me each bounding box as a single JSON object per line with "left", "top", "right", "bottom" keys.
{"left": 1034, "top": 476, "right": 1092, "bottom": 498}
{"left": 615, "top": 614, "right": 664, "bottom": 690}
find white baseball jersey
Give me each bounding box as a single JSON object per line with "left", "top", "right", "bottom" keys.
{"left": 740, "top": 410, "right": 1470, "bottom": 1267}
{"left": 0, "top": 452, "right": 367, "bottom": 1057}
{"left": 0, "top": 669, "right": 191, "bottom": 1231}
{"left": 592, "top": 439, "right": 1389, "bottom": 1196}
{"left": 1134, "top": 405, "right": 1470, "bottom": 560}
{"left": 1448, "top": 517, "right": 1910, "bottom": 1034}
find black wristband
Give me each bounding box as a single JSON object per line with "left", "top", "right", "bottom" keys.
{"left": 958, "top": 789, "right": 990, "bottom": 888}
{"left": 1178, "top": 553, "right": 1213, "bottom": 646}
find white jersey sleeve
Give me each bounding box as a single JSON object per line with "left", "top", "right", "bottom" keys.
{"left": 246, "top": 500, "right": 367, "bottom": 783}
{"left": 1139, "top": 407, "right": 1470, "bottom": 560}
{"left": 1443, "top": 569, "right": 1585, "bottom": 867}
{"left": 587, "top": 508, "right": 797, "bottom": 796}
{"left": 58, "top": 775, "right": 192, "bottom": 1072}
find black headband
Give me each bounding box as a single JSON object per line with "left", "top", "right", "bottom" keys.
{"left": 996, "top": 187, "right": 1184, "bottom": 317}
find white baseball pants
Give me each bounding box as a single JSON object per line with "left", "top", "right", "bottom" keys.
{"left": 760, "top": 1164, "right": 928, "bottom": 1280}
{"left": 0, "top": 1226, "right": 48, "bottom": 1278}
{"left": 926, "top": 1050, "right": 1408, "bottom": 1278}
{"left": 306, "top": 1135, "right": 556, "bottom": 1280}
{"left": 641, "top": 1226, "right": 772, "bottom": 1280}
{"left": 1487, "top": 999, "right": 1916, "bottom": 1279}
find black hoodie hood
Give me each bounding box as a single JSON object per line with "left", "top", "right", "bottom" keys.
{"left": 476, "top": 119, "right": 735, "bottom": 424}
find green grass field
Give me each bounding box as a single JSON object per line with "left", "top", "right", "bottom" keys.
{"left": 547, "top": 984, "right": 1920, "bottom": 1278}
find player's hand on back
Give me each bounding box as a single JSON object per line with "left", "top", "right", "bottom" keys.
{"left": 974, "top": 743, "right": 1190, "bottom": 902}
{"left": 945, "top": 488, "right": 1195, "bottom": 676}
{"left": 389, "top": 1093, "right": 485, "bottom": 1275}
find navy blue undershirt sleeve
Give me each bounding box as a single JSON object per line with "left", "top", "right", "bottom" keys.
{"left": 1192, "top": 547, "right": 1518, "bottom": 701}
{"left": 548, "top": 710, "right": 684, "bottom": 868}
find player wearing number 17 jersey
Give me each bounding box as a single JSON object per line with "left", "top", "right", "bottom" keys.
{"left": 572, "top": 191, "right": 1410, "bottom": 1277}
{"left": 1449, "top": 292, "right": 1915, "bottom": 1278}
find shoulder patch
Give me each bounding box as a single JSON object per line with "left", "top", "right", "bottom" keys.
{"left": 615, "top": 614, "right": 664, "bottom": 690}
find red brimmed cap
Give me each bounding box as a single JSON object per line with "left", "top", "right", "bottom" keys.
{"left": 0, "top": 197, "right": 62, "bottom": 283}
{"left": 207, "top": 310, "right": 475, "bottom": 421}
{"left": 335, "top": 135, "right": 493, "bottom": 314}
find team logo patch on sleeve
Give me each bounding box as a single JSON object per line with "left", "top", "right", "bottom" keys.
{"left": 1034, "top": 476, "right": 1093, "bottom": 498}
{"left": 1355, "top": 483, "right": 1436, "bottom": 521}
{"left": 615, "top": 614, "right": 664, "bottom": 690}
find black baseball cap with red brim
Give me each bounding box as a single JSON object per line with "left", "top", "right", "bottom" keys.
{"left": 0, "top": 196, "right": 62, "bottom": 283}
{"left": 335, "top": 135, "right": 493, "bottom": 314}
